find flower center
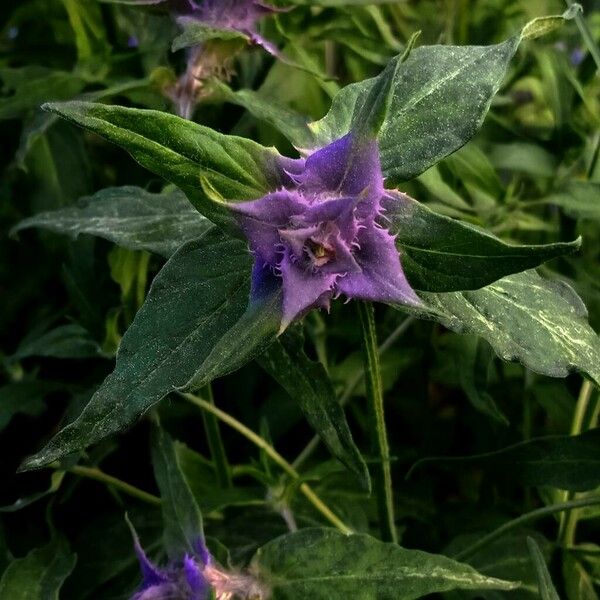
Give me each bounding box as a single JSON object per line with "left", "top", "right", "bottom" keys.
{"left": 304, "top": 238, "right": 336, "bottom": 267}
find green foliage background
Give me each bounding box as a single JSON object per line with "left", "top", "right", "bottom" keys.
{"left": 1, "top": 0, "right": 599, "bottom": 598}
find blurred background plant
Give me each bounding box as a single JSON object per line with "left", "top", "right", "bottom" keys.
{"left": 1, "top": 0, "right": 599, "bottom": 598}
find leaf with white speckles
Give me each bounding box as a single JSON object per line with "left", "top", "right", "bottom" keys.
{"left": 419, "top": 270, "right": 600, "bottom": 386}
{"left": 252, "top": 528, "right": 520, "bottom": 599}
{"left": 20, "top": 229, "right": 281, "bottom": 471}
{"left": 13, "top": 186, "right": 213, "bottom": 258}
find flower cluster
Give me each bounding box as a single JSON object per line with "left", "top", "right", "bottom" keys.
{"left": 230, "top": 134, "right": 421, "bottom": 328}
{"left": 131, "top": 531, "right": 265, "bottom": 600}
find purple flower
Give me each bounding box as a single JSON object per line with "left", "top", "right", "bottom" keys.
{"left": 130, "top": 530, "right": 265, "bottom": 600}
{"left": 131, "top": 532, "right": 211, "bottom": 600}
{"left": 164, "top": 0, "right": 280, "bottom": 53}
{"left": 229, "top": 134, "right": 421, "bottom": 329}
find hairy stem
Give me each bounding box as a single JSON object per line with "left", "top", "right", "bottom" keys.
{"left": 181, "top": 392, "right": 352, "bottom": 535}
{"left": 200, "top": 383, "right": 232, "bottom": 489}
{"left": 357, "top": 301, "right": 397, "bottom": 543}
{"left": 64, "top": 465, "right": 161, "bottom": 506}
{"left": 455, "top": 496, "right": 600, "bottom": 561}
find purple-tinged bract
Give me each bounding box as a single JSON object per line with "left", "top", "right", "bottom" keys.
{"left": 230, "top": 134, "right": 421, "bottom": 328}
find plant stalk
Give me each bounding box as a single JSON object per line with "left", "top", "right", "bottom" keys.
{"left": 558, "top": 379, "right": 598, "bottom": 546}
{"left": 181, "top": 392, "right": 352, "bottom": 535}
{"left": 455, "top": 495, "right": 600, "bottom": 561}
{"left": 292, "top": 316, "right": 414, "bottom": 471}
{"left": 64, "top": 465, "right": 161, "bottom": 506}
{"left": 564, "top": 0, "right": 600, "bottom": 72}
{"left": 357, "top": 301, "right": 397, "bottom": 543}
{"left": 200, "top": 383, "right": 232, "bottom": 488}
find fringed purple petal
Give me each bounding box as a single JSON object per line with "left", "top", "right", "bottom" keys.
{"left": 336, "top": 225, "right": 420, "bottom": 306}
{"left": 279, "top": 251, "right": 336, "bottom": 328}
{"left": 229, "top": 191, "right": 306, "bottom": 264}
{"left": 301, "top": 134, "right": 384, "bottom": 211}
{"left": 183, "top": 555, "right": 210, "bottom": 599}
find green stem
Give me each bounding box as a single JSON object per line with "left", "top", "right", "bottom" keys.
{"left": 292, "top": 316, "right": 414, "bottom": 471}
{"left": 64, "top": 465, "right": 161, "bottom": 506}
{"left": 180, "top": 392, "right": 352, "bottom": 535}
{"left": 565, "top": 0, "right": 600, "bottom": 72}
{"left": 559, "top": 379, "right": 597, "bottom": 545}
{"left": 200, "top": 383, "right": 232, "bottom": 488}
{"left": 454, "top": 496, "right": 600, "bottom": 561}
{"left": 357, "top": 301, "right": 397, "bottom": 543}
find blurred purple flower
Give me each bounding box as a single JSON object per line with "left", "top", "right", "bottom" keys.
{"left": 230, "top": 134, "right": 421, "bottom": 328}
{"left": 159, "top": 0, "right": 281, "bottom": 53}
{"left": 570, "top": 48, "right": 585, "bottom": 66}
{"left": 131, "top": 529, "right": 264, "bottom": 600}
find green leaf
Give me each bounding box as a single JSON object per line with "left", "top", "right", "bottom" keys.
{"left": 14, "top": 186, "right": 213, "bottom": 258}
{"left": 489, "top": 143, "right": 558, "bottom": 178}
{"left": 408, "top": 429, "right": 600, "bottom": 492}
{"left": 542, "top": 181, "right": 600, "bottom": 221}
{"left": 0, "top": 381, "right": 62, "bottom": 432}
{"left": 258, "top": 326, "right": 370, "bottom": 491}
{"left": 9, "top": 324, "right": 102, "bottom": 361}
{"left": 419, "top": 270, "right": 600, "bottom": 386}
{"left": 172, "top": 21, "right": 247, "bottom": 52}
{"left": 42, "top": 101, "right": 292, "bottom": 229}
{"left": 252, "top": 528, "right": 520, "bottom": 599}
{"left": 61, "top": 0, "right": 111, "bottom": 78}
{"left": 387, "top": 192, "right": 579, "bottom": 292}
{"left": 0, "top": 67, "right": 86, "bottom": 121}
{"left": 432, "top": 334, "right": 508, "bottom": 425}
{"left": 20, "top": 229, "right": 281, "bottom": 471}
{"left": 445, "top": 532, "right": 552, "bottom": 600}
{"left": 527, "top": 537, "right": 560, "bottom": 600}
{"left": 152, "top": 426, "right": 204, "bottom": 561}
{"left": 225, "top": 14, "right": 574, "bottom": 184}
{"left": 0, "top": 539, "right": 76, "bottom": 600}
{"left": 563, "top": 552, "right": 599, "bottom": 600}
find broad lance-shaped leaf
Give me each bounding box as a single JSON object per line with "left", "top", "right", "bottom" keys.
{"left": 259, "top": 326, "right": 370, "bottom": 491}
{"left": 221, "top": 11, "right": 577, "bottom": 183}
{"left": 14, "top": 186, "right": 213, "bottom": 258}
{"left": 407, "top": 429, "right": 600, "bottom": 492}
{"left": 152, "top": 426, "right": 204, "bottom": 561}
{"left": 42, "top": 101, "right": 292, "bottom": 231}
{"left": 417, "top": 270, "right": 600, "bottom": 386}
{"left": 0, "top": 538, "right": 76, "bottom": 599}
{"left": 20, "top": 229, "right": 281, "bottom": 470}
{"left": 252, "top": 528, "right": 520, "bottom": 599}
{"left": 386, "top": 192, "right": 579, "bottom": 292}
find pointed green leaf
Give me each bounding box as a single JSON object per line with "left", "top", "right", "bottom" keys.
{"left": 14, "top": 186, "right": 213, "bottom": 258}
{"left": 527, "top": 537, "right": 560, "bottom": 600}
{"left": 0, "top": 68, "right": 85, "bottom": 121}
{"left": 259, "top": 326, "right": 370, "bottom": 491}
{"left": 408, "top": 429, "right": 600, "bottom": 492}
{"left": 252, "top": 528, "right": 520, "bottom": 599}
{"left": 152, "top": 426, "right": 204, "bottom": 561}
{"left": 20, "top": 229, "right": 281, "bottom": 470}
{"left": 419, "top": 270, "right": 600, "bottom": 386}
{"left": 224, "top": 14, "right": 575, "bottom": 184}
{"left": 42, "top": 101, "right": 291, "bottom": 229}
{"left": 0, "top": 539, "right": 76, "bottom": 600}
{"left": 388, "top": 192, "right": 579, "bottom": 292}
